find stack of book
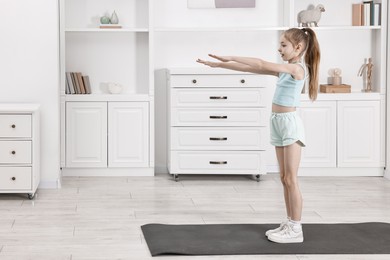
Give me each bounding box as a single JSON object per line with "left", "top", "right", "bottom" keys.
{"left": 65, "top": 72, "right": 92, "bottom": 94}
{"left": 352, "top": 1, "right": 381, "bottom": 26}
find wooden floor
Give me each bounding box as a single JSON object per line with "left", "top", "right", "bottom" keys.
{"left": 0, "top": 173, "right": 390, "bottom": 260}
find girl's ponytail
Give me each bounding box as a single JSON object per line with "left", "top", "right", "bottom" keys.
{"left": 302, "top": 28, "right": 321, "bottom": 101}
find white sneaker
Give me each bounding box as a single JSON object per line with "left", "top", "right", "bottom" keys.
{"left": 267, "top": 223, "right": 304, "bottom": 243}
{"left": 265, "top": 220, "right": 288, "bottom": 237}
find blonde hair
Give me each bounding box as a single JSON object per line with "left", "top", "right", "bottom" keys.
{"left": 283, "top": 28, "right": 321, "bottom": 101}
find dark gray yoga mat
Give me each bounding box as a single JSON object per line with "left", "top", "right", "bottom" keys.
{"left": 141, "top": 222, "right": 390, "bottom": 256}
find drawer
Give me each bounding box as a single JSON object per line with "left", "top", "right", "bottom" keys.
{"left": 170, "top": 74, "right": 262, "bottom": 88}
{"left": 170, "top": 151, "right": 266, "bottom": 174}
{"left": 171, "top": 108, "right": 267, "bottom": 126}
{"left": 171, "top": 127, "right": 267, "bottom": 150}
{"left": 171, "top": 88, "right": 266, "bottom": 107}
{"left": 0, "top": 141, "right": 32, "bottom": 164}
{"left": 0, "top": 115, "right": 32, "bottom": 138}
{"left": 0, "top": 167, "right": 32, "bottom": 190}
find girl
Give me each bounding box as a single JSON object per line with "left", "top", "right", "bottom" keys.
{"left": 196, "top": 28, "right": 320, "bottom": 243}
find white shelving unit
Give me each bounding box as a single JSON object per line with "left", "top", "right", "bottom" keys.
{"left": 59, "top": 0, "right": 154, "bottom": 176}
{"left": 59, "top": 0, "right": 387, "bottom": 177}
{"left": 153, "top": 0, "right": 387, "bottom": 176}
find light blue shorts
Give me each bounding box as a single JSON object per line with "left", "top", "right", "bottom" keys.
{"left": 270, "top": 111, "right": 305, "bottom": 147}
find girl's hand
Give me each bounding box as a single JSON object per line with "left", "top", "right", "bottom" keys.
{"left": 208, "top": 54, "right": 232, "bottom": 62}
{"left": 196, "top": 58, "right": 220, "bottom": 68}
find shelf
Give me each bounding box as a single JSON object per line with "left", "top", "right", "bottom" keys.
{"left": 154, "top": 27, "right": 289, "bottom": 32}
{"left": 65, "top": 27, "right": 149, "bottom": 32}
{"left": 154, "top": 25, "right": 381, "bottom": 32}
{"left": 301, "top": 91, "right": 382, "bottom": 101}
{"left": 63, "top": 94, "right": 150, "bottom": 102}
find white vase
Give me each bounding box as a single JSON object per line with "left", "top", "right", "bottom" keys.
{"left": 110, "top": 11, "right": 119, "bottom": 24}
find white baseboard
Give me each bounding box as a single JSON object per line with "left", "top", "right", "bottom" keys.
{"left": 155, "top": 165, "right": 168, "bottom": 174}
{"left": 384, "top": 169, "right": 390, "bottom": 180}
{"left": 38, "top": 180, "right": 60, "bottom": 189}
{"left": 61, "top": 167, "right": 154, "bottom": 176}
{"left": 298, "top": 167, "right": 384, "bottom": 177}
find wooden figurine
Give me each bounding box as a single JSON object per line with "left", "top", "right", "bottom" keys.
{"left": 358, "top": 58, "right": 374, "bottom": 92}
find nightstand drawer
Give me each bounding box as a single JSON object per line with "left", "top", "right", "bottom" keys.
{"left": 171, "top": 108, "right": 267, "bottom": 126}
{"left": 171, "top": 74, "right": 262, "bottom": 88}
{"left": 0, "top": 167, "right": 32, "bottom": 190}
{"left": 0, "top": 115, "right": 32, "bottom": 138}
{"left": 170, "top": 151, "right": 265, "bottom": 174}
{"left": 0, "top": 141, "right": 32, "bottom": 164}
{"left": 171, "top": 127, "right": 267, "bottom": 150}
{"left": 171, "top": 88, "right": 266, "bottom": 107}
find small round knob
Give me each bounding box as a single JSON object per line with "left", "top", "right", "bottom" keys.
{"left": 11, "top": 151, "right": 16, "bottom": 155}
{"left": 240, "top": 79, "right": 245, "bottom": 84}
{"left": 11, "top": 124, "right": 16, "bottom": 128}
{"left": 11, "top": 177, "right": 16, "bottom": 181}
{"left": 192, "top": 79, "right": 197, "bottom": 84}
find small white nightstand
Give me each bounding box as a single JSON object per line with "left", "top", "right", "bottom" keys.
{"left": 0, "top": 104, "right": 40, "bottom": 199}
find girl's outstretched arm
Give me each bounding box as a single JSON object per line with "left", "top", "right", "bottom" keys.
{"left": 198, "top": 54, "right": 303, "bottom": 78}
{"left": 197, "top": 54, "right": 279, "bottom": 76}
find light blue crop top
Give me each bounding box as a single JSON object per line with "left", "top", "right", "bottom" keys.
{"left": 272, "top": 63, "right": 307, "bottom": 107}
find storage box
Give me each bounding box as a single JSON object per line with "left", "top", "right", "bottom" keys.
{"left": 320, "top": 84, "right": 351, "bottom": 93}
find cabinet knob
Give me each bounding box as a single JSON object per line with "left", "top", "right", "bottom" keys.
{"left": 11, "top": 150, "right": 16, "bottom": 155}
{"left": 240, "top": 79, "right": 245, "bottom": 84}
{"left": 192, "top": 79, "right": 197, "bottom": 84}
{"left": 11, "top": 124, "right": 16, "bottom": 129}
{"left": 11, "top": 177, "right": 16, "bottom": 181}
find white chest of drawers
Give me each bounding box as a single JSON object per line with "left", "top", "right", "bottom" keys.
{"left": 163, "top": 68, "right": 267, "bottom": 181}
{"left": 0, "top": 104, "right": 40, "bottom": 199}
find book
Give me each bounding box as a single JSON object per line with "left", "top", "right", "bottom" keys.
{"left": 76, "top": 72, "right": 86, "bottom": 94}
{"left": 99, "top": 24, "right": 122, "bottom": 29}
{"left": 71, "top": 72, "right": 80, "bottom": 94}
{"left": 363, "top": 1, "right": 374, "bottom": 26}
{"left": 66, "top": 72, "right": 75, "bottom": 94}
{"left": 352, "top": 4, "right": 363, "bottom": 26}
{"left": 65, "top": 74, "right": 69, "bottom": 94}
{"left": 374, "top": 3, "right": 381, "bottom": 26}
{"left": 82, "top": 75, "right": 92, "bottom": 94}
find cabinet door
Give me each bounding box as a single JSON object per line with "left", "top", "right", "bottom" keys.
{"left": 66, "top": 102, "right": 107, "bottom": 168}
{"left": 338, "top": 101, "right": 381, "bottom": 167}
{"left": 108, "top": 102, "right": 149, "bottom": 167}
{"left": 298, "top": 101, "right": 337, "bottom": 167}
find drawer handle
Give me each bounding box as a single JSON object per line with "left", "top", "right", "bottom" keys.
{"left": 210, "top": 161, "right": 227, "bottom": 165}
{"left": 11, "top": 124, "right": 16, "bottom": 129}
{"left": 192, "top": 79, "right": 197, "bottom": 84}
{"left": 240, "top": 79, "right": 245, "bottom": 84}
{"left": 11, "top": 150, "right": 16, "bottom": 155}
{"left": 11, "top": 177, "right": 16, "bottom": 181}
{"left": 209, "top": 116, "right": 227, "bottom": 119}
{"left": 210, "top": 96, "right": 227, "bottom": 100}
{"left": 209, "top": 137, "right": 228, "bottom": 141}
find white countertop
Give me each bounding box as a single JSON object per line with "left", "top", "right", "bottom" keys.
{"left": 0, "top": 103, "right": 40, "bottom": 112}
{"left": 301, "top": 91, "right": 382, "bottom": 101}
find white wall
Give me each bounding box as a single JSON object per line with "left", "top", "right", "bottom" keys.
{"left": 0, "top": 0, "right": 60, "bottom": 187}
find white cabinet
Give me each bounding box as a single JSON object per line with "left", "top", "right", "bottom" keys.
{"left": 338, "top": 101, "right": 381, "bottom": 167}
{"left": 163, "top": 68, "right": 267, "bottom": 181}
{"left": 298, "top": 99, "right": 383, "bottom": 176}
{"left": 298, "top": 101, "right": 336, "bottom": 168}
{"left": 66, "top": 102, "right": 107, "bottom": 168}
{"left": 65, "top": 101, "right": 149, "bottom": 170}
{"left": 108, "top": 102, "right": 149, "bottom": 168}
{"left": 0, "top": 104, "right": 40, "bottom": 199}
{"left": 59, "top": 0, "right": 154, "bottom": 176}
